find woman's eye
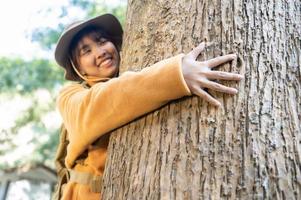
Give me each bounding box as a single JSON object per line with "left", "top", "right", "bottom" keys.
{"left": 82, "top": 48, "right": 91, "bottom": 55}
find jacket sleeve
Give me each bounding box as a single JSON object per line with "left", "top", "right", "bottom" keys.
{"left": 57, "top": 54, "right": 191, "bottom": 168}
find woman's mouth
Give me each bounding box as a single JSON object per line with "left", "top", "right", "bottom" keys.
{"left": 99, "top": 58, "right": 113, "bottom": 68}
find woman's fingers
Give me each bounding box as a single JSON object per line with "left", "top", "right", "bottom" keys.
{"left": 203, "top": 71, "right": 244, "bottom": 81}
{"left": 201, "top": 79, "right": 238, "bottom": 94}
{"left": 206, "top": 54, "right": 236, "bottom": 68}
{"left": 193, "top": 87, "right": 221, "bottom": 107}
{"left": 187, "top": 42, "right": 206, "bottom": 59}
{"left": 183, "top": 45, "right": 243, "bottom": 107}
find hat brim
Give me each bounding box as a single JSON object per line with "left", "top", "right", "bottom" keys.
{"left": 55, "top": 13, "right": 123, "bottom": 72}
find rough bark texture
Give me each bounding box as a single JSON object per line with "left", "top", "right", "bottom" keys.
{"left": 102, "top": 0, "right": 301, "bottom": 199}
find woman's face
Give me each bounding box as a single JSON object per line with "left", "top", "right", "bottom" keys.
{"left": 76, "top": 33, "right": 120, "bottom": 79}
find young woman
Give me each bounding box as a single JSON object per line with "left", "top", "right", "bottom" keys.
{"left": 54, "top": 13, "right": 243, "bottom": 200}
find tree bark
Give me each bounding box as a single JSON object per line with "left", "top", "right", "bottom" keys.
{"left": 102, "top": 0, "right": 301, "bottom": 199}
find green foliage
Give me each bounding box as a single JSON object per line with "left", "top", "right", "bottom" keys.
{"left": 0, "top": 93, "right": 60, "bottom": 170}
{"left": 31, "top": 24, "right": 65, "bottom": 50}
{"left": 0, "top": 57, "right": 63, "bottom": 169}
{"left": 31, "top": 127, "right": 60, "bottom": 168}
{"left": 0, "top": 57, "right": 64, "bottom": 94}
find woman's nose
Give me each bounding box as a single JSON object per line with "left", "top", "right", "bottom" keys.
{"left": 95, "top": 46, "right": 106, "bottom": 58}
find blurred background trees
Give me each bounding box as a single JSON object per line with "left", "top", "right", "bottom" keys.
{"left": 0, "top": 0, "right": 127, "bottom": 170}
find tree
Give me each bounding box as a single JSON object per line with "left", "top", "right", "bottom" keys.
{"left": 102, "top": 0, "right": 301, "bottom": 199}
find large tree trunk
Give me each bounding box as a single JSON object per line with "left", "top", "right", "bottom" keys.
{"left": 102, "top": 0, "right": 301, "bottom": 199}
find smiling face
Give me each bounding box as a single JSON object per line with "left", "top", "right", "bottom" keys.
{"left": 70, "top": 28, "right": 120, "bottom": 79}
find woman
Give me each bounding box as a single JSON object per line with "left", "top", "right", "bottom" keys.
{"left": 54, "top": 13, "right": 243, "bottom": 200}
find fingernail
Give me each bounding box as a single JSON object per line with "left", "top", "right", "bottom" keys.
{"left": 232, "top": 89, "right": 238, "bottom": 94}
{"left": 238, "top": 74, "right": 244, "bottom": 79}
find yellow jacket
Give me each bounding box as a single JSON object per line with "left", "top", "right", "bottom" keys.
{"left": 57, "top": 54, "right": 191, "bottom": 199}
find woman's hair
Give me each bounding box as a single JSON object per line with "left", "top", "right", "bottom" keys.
{"left": 67, "top": 26, "right": 121, "bottom": 81}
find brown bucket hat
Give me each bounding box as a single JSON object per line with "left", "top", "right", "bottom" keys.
{"left": 54, "top": 13, "right": 123, "bottom": 81}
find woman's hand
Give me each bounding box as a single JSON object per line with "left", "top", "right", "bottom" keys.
{"left": 182, "top": 42, "right": 244, "bottom": 107}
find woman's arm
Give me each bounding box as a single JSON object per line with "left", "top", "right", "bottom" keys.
{"left": 58, "top": 54, "right": 190, "bottom": 168}
{"left": 58, "top": 42, "right": 243, "bottom": 168}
